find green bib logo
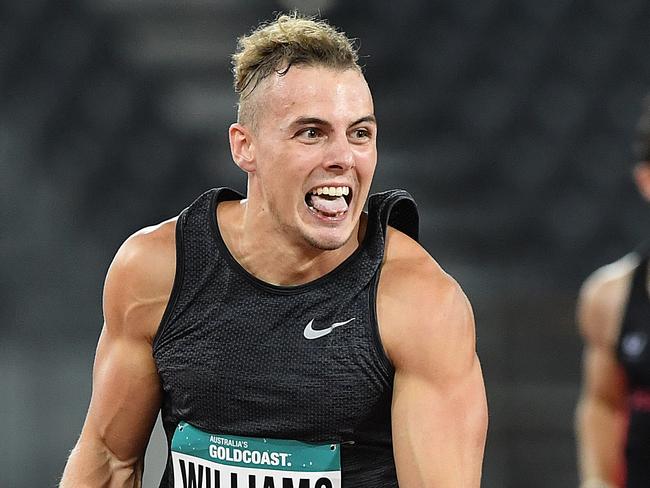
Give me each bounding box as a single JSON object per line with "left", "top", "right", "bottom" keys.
{"left": 171, "top": 422, "right": 341, "bottom": 488}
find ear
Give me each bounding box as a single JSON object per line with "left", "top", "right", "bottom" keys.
{"left": 229, "top": 123, "right": 256, "bottom": 173}
{"left": 634, "top": 162, "right": 650, "bottom": 202}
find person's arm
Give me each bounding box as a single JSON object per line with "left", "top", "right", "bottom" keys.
{"left": 60, "top": 220, "right": 176, "bottom": 487}
{"left": 378, "top": 230, "right": 488, "bottom": 486}
{"left": 575, "top": 264, "right": 632, "bottom": 488}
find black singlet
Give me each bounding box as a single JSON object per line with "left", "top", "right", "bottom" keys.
{"left": 152, "top": 187, "right": 418, "bottom": 488}
{"left": 616, "top": 244, "right": 650, "bottom": 488}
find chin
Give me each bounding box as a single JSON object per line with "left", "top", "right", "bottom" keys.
{"left": 302, "top": 229, "right": 353, "bottom": 251}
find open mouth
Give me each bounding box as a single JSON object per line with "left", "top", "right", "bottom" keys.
{"left": 305, "top": 186, "right": 353, "bottom": 219}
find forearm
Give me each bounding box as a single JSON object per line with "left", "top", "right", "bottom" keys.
{"left": 60, "top": 439, "right": 143, "bottom": 488}
{"left": 576, "top": 396, "right": 625, "bottom": 486}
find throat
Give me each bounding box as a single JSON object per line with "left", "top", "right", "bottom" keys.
{"left": 239, "top": 245, "right": 350, "bottom": 286}
{"left": 223, "top": 196, "right": 358, "bottom": 285}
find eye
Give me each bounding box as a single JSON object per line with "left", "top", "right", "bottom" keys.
{"left": 351, "top": 127, "right": 372, "bottom": 141}
{"left": 297, "top": 127, "right": 322, "bottom": 140}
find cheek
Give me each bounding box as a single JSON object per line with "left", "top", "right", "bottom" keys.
{"left": 262, "top": 161, "right": 308, "bottom": 207}
{"left": 355, "top": 149, "right": 377, "bottom": 177}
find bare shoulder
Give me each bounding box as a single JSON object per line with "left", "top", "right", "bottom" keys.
{"left": 377, "top": 227, "right": 475, "bottom": 377}
{"left": 378, "top": 226, "right": 460, "bottom": 301}
{"left": 103, "top": 217, "right": 178, "bottom": 341}
{"left": 577, "top": 253, "right": 638, "bottom": 347}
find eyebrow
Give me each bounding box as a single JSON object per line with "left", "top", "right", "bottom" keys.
{"left": 351, "top": 115, "right": 377, "bottom": 126}
{"left": 291, "top": 115, "right": 377, "bottom": 129}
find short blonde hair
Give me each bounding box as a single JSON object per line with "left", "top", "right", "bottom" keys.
{"left": 232, "top": 12, "right": 360, "bottom": 126}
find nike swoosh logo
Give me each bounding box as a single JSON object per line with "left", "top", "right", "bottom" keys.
{"left": 303, "top": 318, "right": 356, "bottom": 340}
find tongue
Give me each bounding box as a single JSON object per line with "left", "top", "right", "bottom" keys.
{"left": 310, "top": 194, "right": 349, "bottom": 214}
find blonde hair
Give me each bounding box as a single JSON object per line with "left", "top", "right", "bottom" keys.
{"left": 232, "top": 12, "right": 360, "bottom": 126}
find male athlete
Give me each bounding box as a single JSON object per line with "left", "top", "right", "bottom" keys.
{"left": 60, "top": 13, "right": 487, "bottom": 487}
{"left": 575, "top": 95, "right": 650, "bottom": 488}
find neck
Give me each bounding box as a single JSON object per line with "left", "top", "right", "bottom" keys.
{"left": 217, "top": 199, "right": 364, "bottom": 286}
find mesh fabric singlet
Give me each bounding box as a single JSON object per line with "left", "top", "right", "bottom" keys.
{"left": 152, "top": 187, "right": 418, "bottom": 488}
{"left": 616, "top": 244, "right": 650, "bottom": 488}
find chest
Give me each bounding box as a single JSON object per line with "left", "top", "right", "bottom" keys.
{"left": 153, "top": 283, "right": 392, "bottom": 440}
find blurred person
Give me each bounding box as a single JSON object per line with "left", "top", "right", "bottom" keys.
{"left": 60, "top": 13, "right": 487, "bottom": 488}
{"left": 576, "top": 95, "right": 650, "bottom": 488}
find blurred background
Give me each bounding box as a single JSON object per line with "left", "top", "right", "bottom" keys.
{"left": 1, "top": 0, "right": 649, "bottom": 486}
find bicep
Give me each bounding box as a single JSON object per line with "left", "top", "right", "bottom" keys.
{"left": 577, "top": 275, "right": 628, "bottom": 409}
{"left": 580, "top": 343, "right": 626, "bottom": 410}
{"left": 392, "top": 354, "right": 487, "bottom": 487}
{"left": 81, "top": 323, "right": 162, "bottom": 463}
{"left": 389, "top": 282, "right": 487, "bottom": 487}
{"left": 377, "top": 244, "right": 488, "bottom": 485}
{"left": 576, "top": 339, "right": 628, "bottom": 483}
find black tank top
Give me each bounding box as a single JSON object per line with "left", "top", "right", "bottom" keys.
{"left": 616, "top": 245, "right": 650, "bottom": 488}
{"left": 153, "top": 187, "right": 418, "bottom": 488}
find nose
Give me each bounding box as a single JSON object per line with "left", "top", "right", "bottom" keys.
{"left": 324, "top": 133, "right": 355, "bottom": 172}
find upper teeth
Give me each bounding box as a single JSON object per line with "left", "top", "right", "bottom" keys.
{"left": 311, "top": 186, "right": 350, "bottom": 197}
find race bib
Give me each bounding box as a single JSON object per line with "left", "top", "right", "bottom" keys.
{"left": 171, "top": 422, "right": 341, "bottom": 488}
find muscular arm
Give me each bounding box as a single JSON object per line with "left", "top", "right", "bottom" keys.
{"left": 575, "top": 261, "right": 634, "bottom": 487}
{"left": 576, "top": 344, "right": 627, "bottom": 487}
{"left": 378, "top": 230, "right": 488, "bottom": 487}
{"left": 60, "top": 220, "right": 176, "bottom": 487}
